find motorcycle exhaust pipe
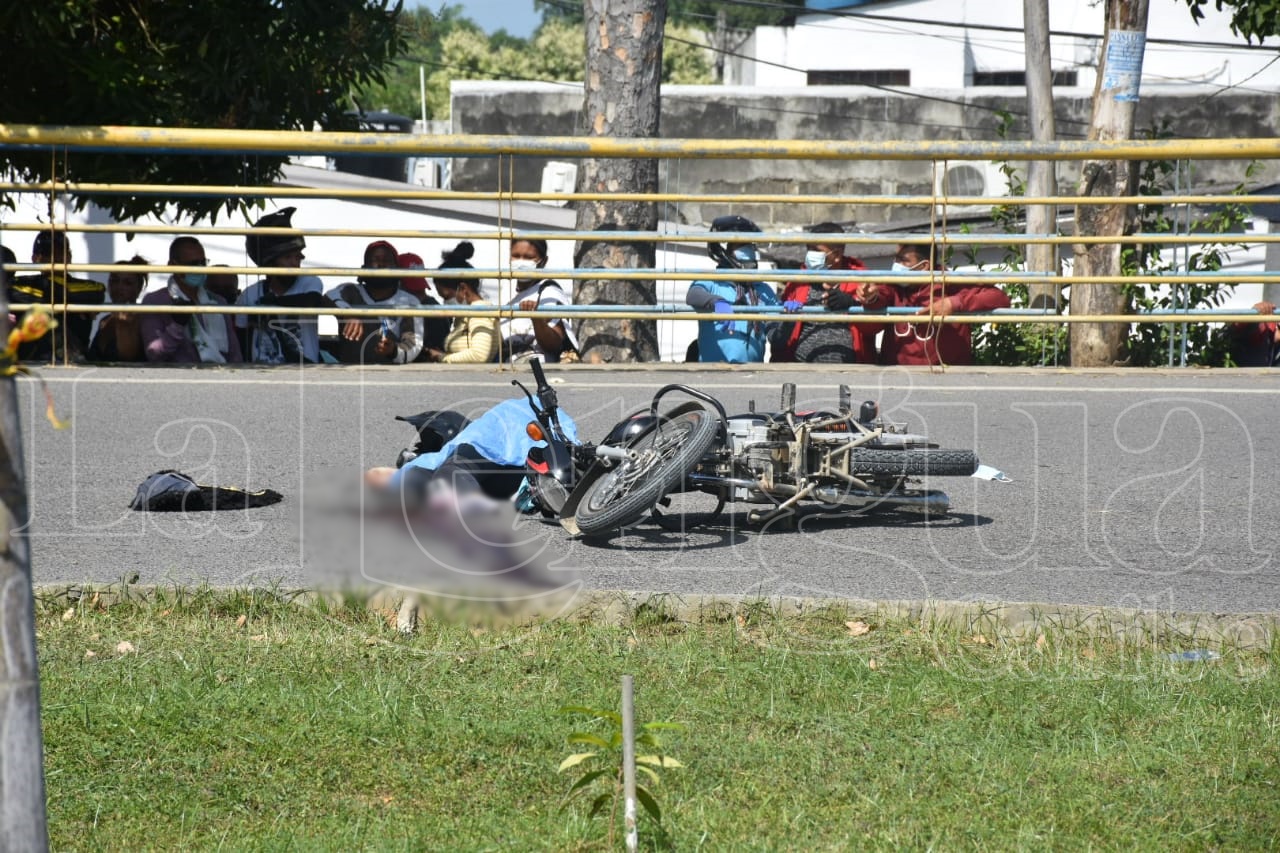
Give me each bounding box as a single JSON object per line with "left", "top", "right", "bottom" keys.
{"left": 812, "top": 486, "right": 951, "bottom": 514}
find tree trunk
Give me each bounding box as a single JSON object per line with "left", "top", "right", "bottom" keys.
{"left": 573, "top": 0, "right": 665, "bottom": 363}
{"left": 1023, "top": 0, "right": 1060, "bottom": 310}
{"left": 1070, "top": 0, "right": 1151, "bottom": 366}
{"left": 0, "top": 304, "right": 50, "bottom": 849}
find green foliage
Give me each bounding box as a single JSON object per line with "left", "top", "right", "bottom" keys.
{"left": 557, "top": 704, "right": 684, "bottom": 839}
{"left": 1183, "top": 0, "right": 1280, "bottom": 42}
{"left": 970, "top": 114, "right": 1256, "bottom": 367}
{"left": 970, "top": 110, "right": 1070, "bottom": 366}
{"left": 536, "top": 0, "right": 809, "bottom": 30}
{"left": 1120, "top": 125, "right": 1254, "bottom": 367}
{"left": 0, "top": 0, "right": 406, "bottom": 222}
{"left": 360, "top": 13, "right": 712, "bottom": 120}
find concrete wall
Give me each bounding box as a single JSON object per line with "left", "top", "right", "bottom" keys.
{"left": 450, "top": 81, "right": 1280, "bottom": 230}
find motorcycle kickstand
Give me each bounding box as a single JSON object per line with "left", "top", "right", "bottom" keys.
{"left": 748, "top": 483, "right": 818, "bottom": 528}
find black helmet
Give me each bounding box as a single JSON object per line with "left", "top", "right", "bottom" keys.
{"left": 393, "top": 409, "right": 472, "bottom": 468}
{"left": 708, "top": 215, "right": 761, "bottom": 269}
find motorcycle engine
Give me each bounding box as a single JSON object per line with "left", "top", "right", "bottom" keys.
{"left": 726, "top": 417, "right": 789, "bottom": 498}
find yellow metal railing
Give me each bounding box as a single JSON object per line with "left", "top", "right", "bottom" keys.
{"left": 1, "top": 124, "right": 1277, "bottom": 364}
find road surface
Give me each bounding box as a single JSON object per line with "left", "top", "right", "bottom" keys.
{"left": 18, "top": 364, "right": 1280, "bottom": 614}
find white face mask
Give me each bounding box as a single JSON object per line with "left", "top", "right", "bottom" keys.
{"left": 510, "top": 259, "right": 539, "bottom": 272}
{"left": 891, "top": 262, "right": 923, "bottom": 273}
{"left": 804, "top": 250, "right": 829, "bottom": 271}
{"left": 442, "top": 297, "right": 459, "bottom": 306}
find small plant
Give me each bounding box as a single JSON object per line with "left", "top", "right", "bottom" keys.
{"left": 557, "top": 704, "right": 684, "bottom": 841}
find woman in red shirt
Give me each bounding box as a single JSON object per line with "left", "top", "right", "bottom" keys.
{"left": 876, "top": 242, "right": 1010, "bottom": 366}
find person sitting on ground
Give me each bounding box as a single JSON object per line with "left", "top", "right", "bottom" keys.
{"left": 422, "top": 241, "right": 497, "bottom": 364}
{"left": 397, "top": 251, "right": 451, "bottom": 356}
{"left": 205, "top": 266, "right": 241, "bottom": 307}
{"left": 236, "top": 207, "right": 325, "bottom": 364}
{"left": 771, "top": 222, "right": 888, "bottom": 364}
{"left": 1229, "top": 300, "right": 1279, "bottom": 366}
{"left": 325, "top": 240, "right": 424, "bottom": 365}
{"left": 499, "top": 238, "right": 579, "bottom": 363}
{"left": 139, "top": 237, "right": 242, "bottom": 364}
{"left": 8, "top": 229, "right": 106, "bottom": 361}
{"left": 88, "top": 257, "right": 149, "bottom": 362}
{"left": 877, "top": 242, "right": 1011, "bottom": 366}
{"left": 686, "top": 215, "right": 781, "bottom": 363}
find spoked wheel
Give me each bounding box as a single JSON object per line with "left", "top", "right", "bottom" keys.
{"left": 571, "top": 404, "right": 719, "bottom": 537}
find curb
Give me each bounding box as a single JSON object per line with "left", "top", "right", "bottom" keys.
{"left": 34, "top": 583, "right": 1278, "bottom": 651}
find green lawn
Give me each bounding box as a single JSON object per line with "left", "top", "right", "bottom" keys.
{"left": 36, "top": 588, "right": 1280, "bottom": 851}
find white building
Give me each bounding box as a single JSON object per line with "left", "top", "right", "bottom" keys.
{"left": 728, "top": 0, "right": 1280, "bottom": 93}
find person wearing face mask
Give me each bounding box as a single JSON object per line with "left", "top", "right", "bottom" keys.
{"left": 499, "top": 238, "right": 579, "bottom": 363}
{"left": 236, "top": 207, "right": 325, "bottom": 364}
{"left": 139, "top": 237, "right": 243, "bottom": 364}
{"left": 324, "top": 240, "right": 424, "bottom": 364}
{"left": 686, "top": 215, "right": 782, "bottom": 363}
{"left": 771, "top": 222, "right": 888, "bottom": 364}
{"left": 877, "top": 242, "right": 1011, "bottom": 366}
{"left": 423, "top": 241, "right": 498, "bottom": 364}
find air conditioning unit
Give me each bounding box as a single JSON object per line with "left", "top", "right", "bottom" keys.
{"left": 540, "top": 161, "right": 578, "bottom": 206}
{"left": 932, "top": 161, "right": 1015, "bottom": 216}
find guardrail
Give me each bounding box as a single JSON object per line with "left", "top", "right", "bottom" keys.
{"left": 1, "top": 125, "right": 1277, "bottom": 366}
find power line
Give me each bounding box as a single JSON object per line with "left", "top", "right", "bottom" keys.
{"left": 711, "top": 0, "right": 1280, "bottom": 52}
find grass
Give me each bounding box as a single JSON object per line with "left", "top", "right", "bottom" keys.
{"left": 36, "top": 587, "right": 1280, "bottom": 851}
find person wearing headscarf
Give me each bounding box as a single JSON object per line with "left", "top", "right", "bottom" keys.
{"left": 397, "top": 251, "right": 451, "bottom": 356}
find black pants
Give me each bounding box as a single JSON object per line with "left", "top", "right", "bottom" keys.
{"left": 401, "top": 444, "right": 525, "bottom": 502}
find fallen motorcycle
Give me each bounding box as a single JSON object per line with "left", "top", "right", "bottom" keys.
{"left": 512, "top": 359, "right": 982, "bottom": 538}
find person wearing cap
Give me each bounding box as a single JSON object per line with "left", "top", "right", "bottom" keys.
{"left": 8, "top": 229, "right": 106, "bottom": 361}
{"left": 324, "top": 240, "right": 424, "bottom": 364}
{"left": 138, "top": 237, "right": 243, "bottom": 364}
{"left": 685, "top": 215, "right": 781, "bottom": 363}
{"left": 236, "top": 207, "right": 325, "bottom": 364}
{"left": 396, "top": 251, "right": 451, "bottom": 357}
{"left": 87, "top": 257, "right": 149, "bottom": 362}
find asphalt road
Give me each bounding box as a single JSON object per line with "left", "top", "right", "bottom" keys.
{"left": 18, "top": 363, "right": 1280, "bottom": 614}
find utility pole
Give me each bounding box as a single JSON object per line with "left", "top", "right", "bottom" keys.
{"left": 572, "top": 0, "right": 666, "bottom": 362}
{"left": 0, "top": 296, "right": 50, "bottom": 849}
{"left": 1070, "top": 0, "right": 1151, "bottom": 366}
{"left": 1023, "top": 0, "right": 1060, "bottom": 309}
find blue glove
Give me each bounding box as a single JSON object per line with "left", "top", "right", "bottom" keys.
{"left": 783, "top": 299, "right": 804, "bottom": 313}
{"left": 713, "top": 300, "right": 735, "bottom": 332}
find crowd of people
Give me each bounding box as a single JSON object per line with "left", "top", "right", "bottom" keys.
{"left": 2, "top": 208, "right": 1275, "bottom": 368}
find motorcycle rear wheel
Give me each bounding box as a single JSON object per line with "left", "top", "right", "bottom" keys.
{"left": 846, "top": 447, "right": 978, "bottom": 477}
{"left": 573, "top": 405, "right": 720, "bottom": 536}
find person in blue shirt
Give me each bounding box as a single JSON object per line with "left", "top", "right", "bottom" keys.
{"left": 686, "top": 215, "right": 782, "bottom": 363}
{"left": 365, "top": 396, "right": 579, "bottom": 502}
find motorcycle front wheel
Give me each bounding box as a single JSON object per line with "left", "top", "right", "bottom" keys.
{"left": 572, "top": 404, "right": 720, "bottom": 536}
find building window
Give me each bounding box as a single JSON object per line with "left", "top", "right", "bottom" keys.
{"left": 972, "top": 70, "right": 1079, "bottom": 87}
{"left": 808, "top": 69, "right": 911, "bottom": 86}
